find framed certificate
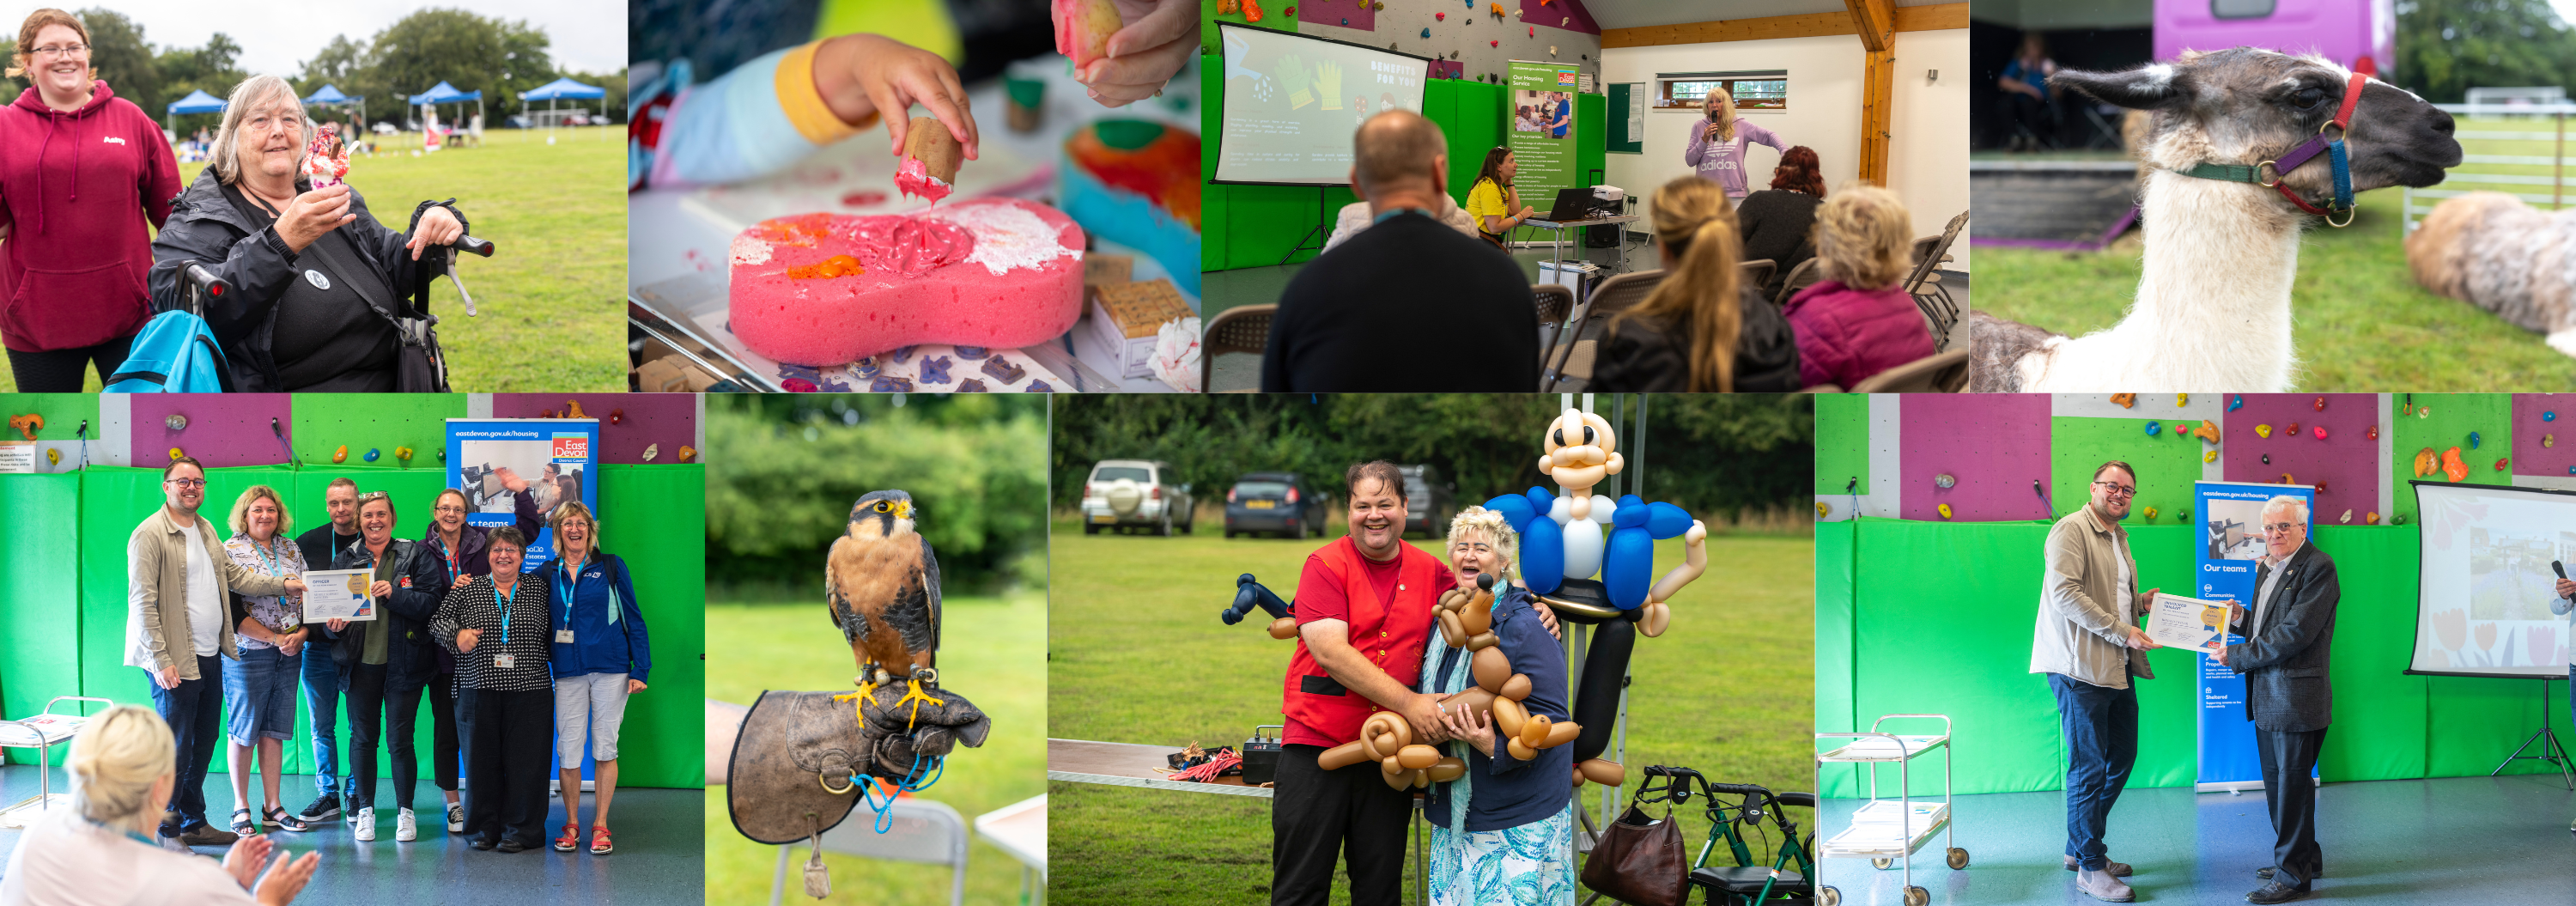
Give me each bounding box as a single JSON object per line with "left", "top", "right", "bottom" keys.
{"left": 2147, "top": 593, "right": 2230, "bottom": 653}
{"left": 302, "top": 568, "right": 378, "bottom": 622}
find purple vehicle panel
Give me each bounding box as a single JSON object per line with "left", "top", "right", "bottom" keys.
{"left": 2154, "top": 0, "right": 2395, "bottom": 76}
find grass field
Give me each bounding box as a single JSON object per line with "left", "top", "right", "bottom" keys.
{"left": 0, "top": 126, "right": 624, "bottom": 392}
{"left": 706, "top": 596, "right": 1048, "bottom": 906}
{"left": 1976, "top": 120, "right": 2576, "bottom": 390}
{"left": 1048, "top": 516, "right": 1815, "bottom": 906}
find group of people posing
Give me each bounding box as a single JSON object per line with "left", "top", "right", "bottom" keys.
{"left": 0, "top": 458, "right": 653, "bottom": 904}
{"left": 1270, "top": 461, "right": 1580, "bottom": 906}
{"left": 0, "top": 8, "right": 466, "bottom": 392}
{"left": 1266, "top": 85, "right": 1939, "bottom": 392}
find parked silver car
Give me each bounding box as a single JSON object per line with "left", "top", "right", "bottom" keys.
{"left": 1079, "top": 459, "right": 1195, "bottom": 536}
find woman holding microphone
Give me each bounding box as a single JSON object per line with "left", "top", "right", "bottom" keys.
{"left": 539, "top": 502, "right": 652, "bottom": 855}
{"left": 1684, "top": 86, "right": 1790, "bottom": 203}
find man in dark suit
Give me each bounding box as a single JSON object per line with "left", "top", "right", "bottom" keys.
{"left": 2215, "top": 496, "right": 2337, "bottom": 904}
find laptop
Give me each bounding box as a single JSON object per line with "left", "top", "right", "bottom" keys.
{"left": 1541, "top": 187, "right": 1597, "bottom": 222}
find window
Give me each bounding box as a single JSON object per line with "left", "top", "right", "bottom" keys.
{"left": 1656, "top": 70, "right": 1789, "bottom": 112}
{"left": 2210, "top": 0, "right": 2276, "bottom": 18}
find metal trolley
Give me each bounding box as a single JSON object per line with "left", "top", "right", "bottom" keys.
{"left": 1814, "top": 714, "right": 1967, "bottom": 906}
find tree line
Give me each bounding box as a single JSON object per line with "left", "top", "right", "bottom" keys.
{"left": 2396, "top": 0, "right": 2576, "bottom": 103}
{"left": 0, "top": 7, "right": 624, "bottom": 137}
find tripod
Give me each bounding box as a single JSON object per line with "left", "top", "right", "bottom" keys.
{"left": 1278, "top": 186, "right": 1333, "bottom": 265}
{"left": 2489, "top": 676, "right": 2573, "bottom": 790}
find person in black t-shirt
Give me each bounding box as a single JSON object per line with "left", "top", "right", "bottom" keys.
{"left": 1262, "top": 110, "right": 1540, "bottom": 392}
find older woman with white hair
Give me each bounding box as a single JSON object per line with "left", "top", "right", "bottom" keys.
{"left": 0, "top": 705, "right": 319, "bottom": 905}
{"left": 147, "top": 73, "right": 465, "bottom": 392}
{"left": 1418, "top": 507, "right": 1577, "bottom": 906}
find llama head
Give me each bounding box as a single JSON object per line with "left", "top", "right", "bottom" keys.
{"left": 2052, "top": 48, "right": 2462, "bottom": 210}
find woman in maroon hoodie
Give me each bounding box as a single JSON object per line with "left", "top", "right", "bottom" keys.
{"left": 0, "top": 9, "right": 182, "bottom": 391}
{"left": 1783, "top": 185, "right": 1937, "bottom": 389}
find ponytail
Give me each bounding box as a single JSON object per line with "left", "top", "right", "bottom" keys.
{"left": 1613, "top": 175, "right": 1743, "bottom": 392}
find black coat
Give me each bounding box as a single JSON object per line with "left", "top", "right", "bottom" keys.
{"left": 326, "top": 537, "right": 451, "bottom": 694}
{"left": 1736, "top": 189, "right": 1820, "bottom": 301}
{"left": 1585, "top": 285, "right": 1801, "bottom": 392}
{"left": 146, "top": 167, "right": 459, "bottom": 392}
{"left": 2227, "top": 541, "right": 2339, "bottom": 733}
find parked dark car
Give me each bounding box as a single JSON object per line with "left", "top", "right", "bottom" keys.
{"left": 1225, "top": 472, "right": 1331, "bottom": 539}
{"left": 1400, "top": 464, "right": 1456, "bottom": 538}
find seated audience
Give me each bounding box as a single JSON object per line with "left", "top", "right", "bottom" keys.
{"left": 1736, "top": 146, "right": 1826, "bottom": 301}
{"left": 1262, "top": 110, "right": 1539, "bottom": 392}
{"left": 1586, "top": 176, "right": 1801, "bottom": 392}
{"left": 1783, "top": 184, "right": 1937, "bottom": 389}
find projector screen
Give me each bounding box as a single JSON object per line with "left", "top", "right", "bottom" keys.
{"left": 2409, "top": 480, "right": 2576, "bottom": 678}
{"left": 1214, "top": 21, "right": 1431, "bottom": 185}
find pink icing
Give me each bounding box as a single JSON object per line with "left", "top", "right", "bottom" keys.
{"left": 838, "top": 216, "right": 975, "bottom": 278}
{"left": 896, "top": 157, "right": 952, "bottom": 203}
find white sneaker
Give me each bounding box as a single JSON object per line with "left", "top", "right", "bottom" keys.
{"left": 353, "top": 807, "right": 376, "bottom": 842}
{"left": 396, "top": 808, "right": 417, "bottom": 842}
{"left": 447, "top": 803, "right": 465, "bottom": 832}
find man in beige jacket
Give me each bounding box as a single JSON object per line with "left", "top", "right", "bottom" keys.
{"left": 125, "top": 457, "right": 305, "bottom": 848}
{"left": 2030, "top": 460, "right": 2164, "bottom": 903}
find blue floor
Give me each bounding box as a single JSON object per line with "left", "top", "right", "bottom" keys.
{"left": 1816, "top": 775, "right": 2576, "bottom": 905}
{"left": 0, "top": 763, "right": 703, "bottom": 905}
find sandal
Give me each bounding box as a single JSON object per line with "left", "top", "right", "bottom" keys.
{"left": 264, "top": 805, "right": 308, "bottom": 832}
{"left": 552, "top": 823, "right": 580, "bottom": 852}
{"left": 589, "top": 825, "right": 613, "bottom": 854}
{"left": 229, "top": 808, "right": 256, "bottom": 836}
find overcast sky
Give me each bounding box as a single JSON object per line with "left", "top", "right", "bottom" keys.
{"left": 79, "top": 0, "right": 625, "bottom": 78}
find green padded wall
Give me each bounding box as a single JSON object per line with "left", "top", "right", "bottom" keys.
{"left": 2386, "top": 392, "right": 2514, "bottom": 525}
{"left": 0, "top": 473, "right": 83, "bottom": 764}
{"left": 2048, "top": 417, "right": 2207, "bottom": 529}
{"left": 592, "top": 464, "right": 708, "bottom": 788}
{"left": 1820, "top": 519, "right": 2566, "bottom": 798}
{"left": 1813, "top": 394, "right": 1868, "bottom": 495}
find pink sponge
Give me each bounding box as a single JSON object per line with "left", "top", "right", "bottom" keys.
{"left": 729, "top": 198, "right": 1086, "bottom": 366}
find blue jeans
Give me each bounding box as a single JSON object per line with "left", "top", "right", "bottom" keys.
{"left": 222, "top": 646, "right": 300, "bottom": 746}
{"left": 148, "top": 654, "right": 222, "bottom": 833}
{"left": 2050, "top": 672, "right": 2140, "bottom": 873}
{"left": 301, "top": 645, "right": 348, "bottom": 798}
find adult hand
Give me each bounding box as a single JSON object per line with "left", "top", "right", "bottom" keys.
{"left": 1529, "top": 599, "right": 1561, "bottom": 640}
{"left": 2212, "top": 642, "right": 2229, "bottom": 666}
{"left": 1398, "top": 693, "right": 1448, "bottom": 744}
{"left": 457, "top": 628, "right": 482, "bottom": 653}
{"left": 812, "top": 33, "right": 980, "bottom": 163}
{"left": 494, "top": 465, "right": 529, "bottom": 494}
{"left": 155, "top": 665, "right": 179, "bottom": 690}
{"left": 278, "top": 631, "right": 301, "bottom": 658}
{"left": 282, "top": 577, "right": 307, "bottom": 596}
{"left": 1441, "top": 699, "right": 1496, "bottom": 757}
{"left": 2223, "top": 598, "right": 2245, "bottom": 629}
{"left": 2138, "top": 587, "right": 2158, "bottom": 612}
{"left": 403, "top": 204, "right": 463, "bottom": 261}
{"left": 253, "top": 850, "right": 320, "bottom": 906}
{"left": 627, "top": 678, "right": 647, "bottom": 694}
{"left": 1703, "top": 120, "right": 1723, "bottom": 141}
{"left": 275, "top": 184, "right": 355, "bottom": 253}
{"left": 2558, "top": 577, "right": 2575, "bottom": 599}
{"left": 2123, "top": 625, "right": 2162, "bottom": 650}
{"left": 369, "top": 581, "right": 393, "bottom": 599}
{"left": 222, "top": 834, "right": 274, "bottom": 889}
{"left": 1516, "top": 204, "right": 1537, "bottom": 221}
{"left": 325, "top": 618, "right": 349, "bottom": 633}
{"left": 1075, "top": 0, "right": 1199, "bottom": 108}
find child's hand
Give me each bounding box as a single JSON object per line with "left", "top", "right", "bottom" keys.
{"left": 813, "top": 33, "right": 981, "bottom": 162}
{"left": 1072, "top": 0, "right": 1200, "bottom": 107}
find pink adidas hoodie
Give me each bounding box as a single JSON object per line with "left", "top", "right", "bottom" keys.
{"left": 0, "top": 80, "right": 183, "bottom": 352}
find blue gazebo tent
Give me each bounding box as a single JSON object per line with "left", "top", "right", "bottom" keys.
{"left": 301, "top": 83, "right": 365, "bottom": 133}
{"left": 519, "top": 77, "right": 605, "bottom": 137}
{"left": 407, "top": 81, "right": 483, "bottom": 136}
{"left": 165, "top": 88, "right": 223, "bottom": 131}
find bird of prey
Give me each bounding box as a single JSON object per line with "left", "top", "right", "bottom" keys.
{"left": 825, "top": 489, "right": 944, "bottom": 716}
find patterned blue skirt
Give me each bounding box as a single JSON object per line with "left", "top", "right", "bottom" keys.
{"left": 1427, "top": 803, "right": 1578, "bottom": 906}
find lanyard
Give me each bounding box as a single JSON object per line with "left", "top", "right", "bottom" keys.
{"left": 249, "top": 536, "right": 287, "bottom": 577}
{"left": 556, "top": 557, "right": 582, "bottom": 623}
{"left": 436, "top": 534, "right": 462, "bottom": 583}
{"left": 493, "top": 581, "right": 515, "bottom": 647}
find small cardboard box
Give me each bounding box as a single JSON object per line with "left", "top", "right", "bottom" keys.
{"left": 1087, "top": 278, "right": 1192, "bottom": 380}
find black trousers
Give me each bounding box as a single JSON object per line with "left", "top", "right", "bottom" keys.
{"left": 343, "top": 664, "right": 423, "bottom": 812}
{"left": 2257, "top": 726, "right": 2328, "bottom": 888}
{"left": 429, "top": 674, "right": 461, "bottom": 792}
{"left": 461, "top": 687, "right": 553, "bottom": 847}
{"left": 5, "top": 334, "right": 131, "bottom": 392}
{"left": 1271, "top": 743, "right": 1413, "bottom": 906}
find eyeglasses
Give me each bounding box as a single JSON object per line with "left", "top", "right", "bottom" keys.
{"left": 164, "top": 478, "right": 205, "bottom": 489}
{"left": 434, "top": 505, "right": 468, "bottom": 515}
{"left": 2263, "top": 521, "right": 2301, "bottom": 533}
{"left": 30, "top": 44, "right": 87, "bottom": 58}
{"left": 357, "top": 492, "right": 391, "bottom": 503}
{"left": 2092, "top": 480, "right": 2137, "bottom": 498}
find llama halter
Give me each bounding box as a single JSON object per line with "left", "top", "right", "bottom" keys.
{"left": 2175, "top": 70, "right": 2366, "bottom": 227}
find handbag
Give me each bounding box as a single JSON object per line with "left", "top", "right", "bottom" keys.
{"left": 1581, "top": 800, "right": 1690, "bottom": 906}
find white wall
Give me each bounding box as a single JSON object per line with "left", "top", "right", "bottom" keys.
{"left": 1600, "top": 27, "right": 1970, "bottom": 270}
{"left": 1887, "top": 27, "right": 1970, "bottom": 270}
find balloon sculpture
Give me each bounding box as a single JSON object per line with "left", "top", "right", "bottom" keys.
{"left": 1222, "top": 408, "right": 1710, "bottom": 787}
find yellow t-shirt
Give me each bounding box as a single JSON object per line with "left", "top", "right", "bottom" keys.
{"left": 1465, "top": 178, "right": 1510, "bottom": 230}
